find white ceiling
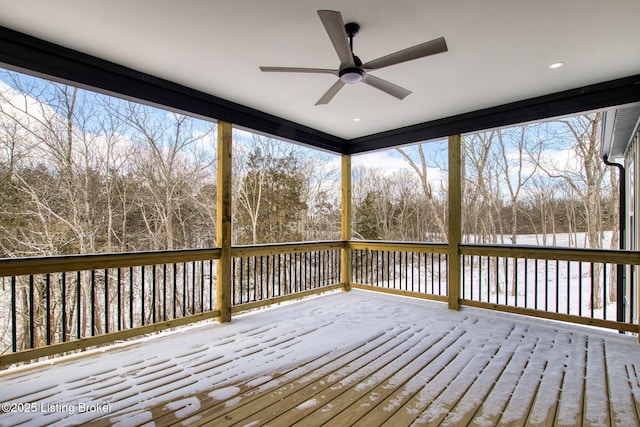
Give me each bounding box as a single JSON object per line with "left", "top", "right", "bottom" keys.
{"left": 1, "top": 0, "right": 639, "bottom": 140}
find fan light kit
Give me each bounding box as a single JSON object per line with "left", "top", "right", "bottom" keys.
{"left": 260, "top": 10, "right": 448, "bottom": 105}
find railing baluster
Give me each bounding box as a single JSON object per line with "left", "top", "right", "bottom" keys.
{"left": 555, "top": 260, "right": 559, "bottom": 314}
{"left": 365, "top": 250, "right": 369, "bottom": 284}
{"left": 406, "top": 252, "right": 410, "bottom": 291}
{"left": 163, "top": 264, "right": 168, "bottom": 321}
{"left": 431, "top": 253, "right": 435, "bottom": 294}
{"left": 495, "top": 257, "right": 499, "bottom": 305}
{"left": 603, "top": 263, "right": 607, "bottom": 320}
{"left": 130, "top": 266, "right": 134, "bottom": 329}
{"left": 200, "top": 260, "right": 205, "bottom": 313}
{"left": 579, "top": 262, "right": 583, "bottom": 316}
{"left": 504, "top": 258, "right": 508, "bottom": 306}
{"left": 29, "top": 275, "right": 34, "bottom": 348}
{"left": 191, "top": 261, "right": 196, "bottom": 314}
{"left": 415, "top": 251, "right": 420, "bottom": 292}
{"left": 479, "top": 256, "right": 483, "bottom": 301}
{"left": 278, "top": 253, "right": 282, "bottom": 296}
{"left": 76, "top": 271, "right": 81, "bottom": 339}
{"left": 534, "top": 260, "right": 538, "bottom": 310}
{"left": 486, "top": 256, "right": 490, "bottom": 303}
{"left": 46, "top": 273, "right": 51, "bottom": 345}
{"left": 252, "top": 256, "right": 257, "bottom": 301}
{"left": 566, "top": 261, "right": 570, "bottom": 315}
{"left": 141, "top": 266, "right": 145, "bottom": 326}
{"left": 233, "top": 257, "right": 238, "bottom": 305}
{"left": 104, "top": 269, "right": 109, "bottom": 334}
{"left": 61, "top": 272, "right": 67, "bottom": 342}
{"left": 117, "top": 268, "right": 122, "bottom": 331}
{"left": 173, "top": 263, "right": 177, "bottom": 318}
{"left": 524, "top": 259, "right": 528, "bottom": 308}
{"left": 90, "top": 270, "right": 96, "bottom": 336}
{"left": 544, "top": 260, "right": 548, "bottom": 312}
{"left": 259, "top": 255, "right": 264, "bottom": 298}
{"left": 470, "top": 256, "right": 474, "bottom": 300}
{"left": 266, "top": 254, "right": 271, "bottom": 297}
{"left": 238, "top": 258, "right": 242, "bottom": 304}
{"left": 152, "top": 265, "right": 156, "bottom": 324}
{"left": 11, "top": 276, "right": 16, "bottom": 352}
{"left": 438, "top": 254, "right": 442, "bottom": 295}
{"left": 274, "top": 252, "right": 278, "bottom": 293}
{"left": 182, "top": 263, "right": 187, "bottom": 316}
{"left": 461, "top": 255, "right": 466, "bottom": 299}
{"left": 393, "top": 251, "right": 397, "bottom": 290}
{"left": 288, "top": 253, "right": 293, "bottom": 294}
{"left": 591, "top": 262, "right": 595, "bottom": 319}
{"left": 209, "top": 259, "right": 214, "bottom": 310}
{"left": 514, "top": 258, "right": 519, "bottom": 307}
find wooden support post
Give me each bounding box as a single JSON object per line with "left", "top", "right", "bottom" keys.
{"left": 448, "top": 134, "right": 462, "bottom": 310}
{"left": 216, "top": 121, "right": 232, "bottom": 322}
{"left": 341, "top": 154, "right": 352, "bottom": 291}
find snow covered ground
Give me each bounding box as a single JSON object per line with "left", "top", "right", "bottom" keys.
{"left": 0, "top": 289, "right": 638, "bottom": 426}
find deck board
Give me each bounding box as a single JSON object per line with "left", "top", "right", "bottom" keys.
{"left": 0, "top": 289, "right": 639, "bottom": 427}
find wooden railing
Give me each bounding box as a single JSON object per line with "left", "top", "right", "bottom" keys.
{"left": 0, "top": 242, "right": 346, "bottom": 366}
{"left": 460, "top": 244, "right": 640, "bottom": 333}
{"left": 0, "top": 249, "right": 221, "bottom": 366}
{"left": 231, "top": 241, "right": 345, "bottom": 312}
{"left": 349, "top": 241, "right": 639, "bottom": 333}
{"left": 1, "top": 240, "right": 638, "bottom": 366}
{"left": 349, "top": 241, "right": 448, "bottom": 302}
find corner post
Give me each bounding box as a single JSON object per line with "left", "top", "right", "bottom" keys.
{"left": 448, "top": 134, "right": 462, "bottom": 310}
{"left": 216, "top": 121, "right": 233, "bottom": 322}
{"left": 341, "top": 154, "right": 352, "bottom": 290}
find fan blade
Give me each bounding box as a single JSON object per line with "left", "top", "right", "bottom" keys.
{"left": 362, "top": 74, "right": 412, "bottom": 100}
{"left": 315, "top": 79, "right": 345, "bottom": 105}
{"left": 362, "top": 37, "right": 448, "bottom": 71}
{"left": 259, "top": 66, "right": 338, "bottom": 75}
{"left": 317, "top": 10, "right": 354, "bottom": 68}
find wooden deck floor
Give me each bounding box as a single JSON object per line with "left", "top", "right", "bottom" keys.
{"left": 1, "top": 290, "right": 639, "bottom": 426}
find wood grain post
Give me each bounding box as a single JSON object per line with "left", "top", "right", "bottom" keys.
{"left": 448, "top": 134, "right": 462, "bottom": 310}
{"left": 341, "top": 154, "right": 352, "bottom": 291}
{"left": 216, "top": 121, "right": 232, "bottom": 322}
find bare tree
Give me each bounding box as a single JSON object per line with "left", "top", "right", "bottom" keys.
{"left": 396, "top": 145, "right": 447, "bottom": 239}
{"left": 118, "top": 104, "right": 215, "bottom": 250}
{"left": 536, "top": 113, "right": 608, "bottom": 307}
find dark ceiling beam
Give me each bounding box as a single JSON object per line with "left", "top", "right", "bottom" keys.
{"left": 0, "top": 25, "right": 347, "bottom": 154}
{"left": 347, "top": 73, "right": 640, "bottom": 154}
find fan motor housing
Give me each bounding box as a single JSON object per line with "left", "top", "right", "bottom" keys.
{"left": 339, "top": 67, "right": 364, "bottom": 84}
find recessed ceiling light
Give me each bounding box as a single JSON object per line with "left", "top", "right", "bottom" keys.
{"left": 353, "top": 118, "right": 361, "bottom": 122}
{"left": 549, "top": 61, "right": 564, "bottom": 69}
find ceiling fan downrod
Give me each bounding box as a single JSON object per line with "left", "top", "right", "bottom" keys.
{"left": 344, "top": 22, "right": 362, "bottom": 66}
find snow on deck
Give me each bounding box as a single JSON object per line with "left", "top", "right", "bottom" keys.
{"left": 0, "top": 289, "right": 639, "bottom": 426}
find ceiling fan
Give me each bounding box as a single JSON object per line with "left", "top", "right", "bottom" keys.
{"left": 259, "top": 10, "right": 448, "bottom": 105}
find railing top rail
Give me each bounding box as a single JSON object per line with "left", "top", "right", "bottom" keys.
{"left": 461, "top": 244, "right": 640, "bottom": 264}
{"left": 349, "top": 240, "right": 448, "bottom": 254}
{"left": 4, "top": 239, "right": 639, "bottom": 278}
{"left": 231, "top": 240, "right": 345, "bottom": 257}
{"left": 0, "top": 247, "right": 222, "bottom": 277}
